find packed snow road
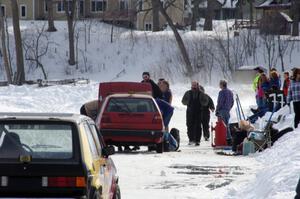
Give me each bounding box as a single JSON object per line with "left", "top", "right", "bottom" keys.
{"left": 0, "top": 82, "right": 298, "bottom": 198}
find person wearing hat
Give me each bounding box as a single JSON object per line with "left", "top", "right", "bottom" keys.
{"left": 141, "top": 72, "right": 162, "bottom": 99}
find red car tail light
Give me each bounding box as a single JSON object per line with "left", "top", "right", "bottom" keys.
{"left": 101, "top": 113, "right": 112, "bottom": 123}
{"left": 42, "top": 177, "right": 86, "bottom": 188}
{"left": 152, "top": 113, "right": 163, "bottom": 124}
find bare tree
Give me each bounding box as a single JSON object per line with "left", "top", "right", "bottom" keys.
{"left": 203, "top": 0, "right": 215, "bottom": 30}
{"left": 0, "top": 9, "right": 12, "bottom": 83}
{"left": 46, "top": 0, "right": 57, "bottom": 32}
{"left": 11, "top": 0, "right": 25, "bottom": 84}
{"left": 64, "top": 0, "right": 77, "bottom": 65}
{"left": 152, "top": 0, "right": 160, "bottom": 31}
{"left": 191, "top": 0, "right": 202, "bottom": 31}
{"left": 261, "top": 34, "right": 277, "bottom": 70}
{"left": 155, "top": 0, "right": 193, "bottom": 75}
{"left": 23, "top": 24, "right": 51, "bottom": 79}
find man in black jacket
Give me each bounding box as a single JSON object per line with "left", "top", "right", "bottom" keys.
{"left": 199, "top": 86, "right": 215, "bottom": 141}
{"left": 182, "top": 81, "right": 209, "bottom": 146}
{"left": 141, "top": 72, "right": 162, "bottom": 99}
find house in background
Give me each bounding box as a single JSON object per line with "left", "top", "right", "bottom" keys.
{"left": 255, "top": 0, "right": 292, "bottom": 35}
{"left": 190, "top": 0, "right": 238, "bottom": 20}
{"left": 0, "top": 0, "right": 137, "bottom": 27}
{"left": 136, "top": 0, "right": 185, "bottom": 31}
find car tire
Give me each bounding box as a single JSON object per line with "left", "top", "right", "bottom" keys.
{"left": 113, "top": 184, "right": 121, "bottom": 199}
{"left": 156, "top": 142, "right": 164, "bottom": 153}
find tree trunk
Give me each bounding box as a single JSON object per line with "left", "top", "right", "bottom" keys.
{"left": 156, "top": 0, "right": 193, "bottom": 76}
{"left": 0, "top": 15, "right": 12, "bottom": 83}
{"left": 249, "top": 0, "right": 254, "bottom": 27}
{"left": 191, "top": 0, "right": 201, "bottom": 31}
{"left": 152, "top": 0, "right": 160, "bottom": 32}
{"left": 11, "top": 0, "right": 25, "bottom": 85}
{"left": 47, "top": 0, "right": 57, "bottom": 32}
{"left": 204, "top": 0, "right": 214, "bottom": 31}
{"left": 64, "top": 0, "right": 77, "bottom": 66}
{"left": 292, "top": 0, "right": 299, "bottom": 36}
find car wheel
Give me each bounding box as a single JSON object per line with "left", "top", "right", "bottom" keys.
{"left": 156, "top": 142, "right": 164, "bottom": 153}
{"left": 113, "top": 185, "right": 121, "bottom": 199}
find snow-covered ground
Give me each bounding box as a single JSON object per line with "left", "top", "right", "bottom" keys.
{"left": 0, "top": 82, "right": 299, "bottom": 199}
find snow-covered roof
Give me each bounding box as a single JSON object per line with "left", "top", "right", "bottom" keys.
{"left": 259, "top": 0, "right": 273, "bottom": 7}
{"left": 257, "top": 0, "right": 291, "bottom": 8}
{"left": 199, "top": 0, "right": 238, "bottom": 9}
{"left": 279, "top": 12, "right": 293, "bottom": 22}
{"left": 237, "top": 65, "right": 267, "bottom": 71}
{"left": 218, "top": 0, "right": 238, "bottom": 8}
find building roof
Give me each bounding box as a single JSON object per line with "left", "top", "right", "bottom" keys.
{"left": 237, "top": 65, "right": 267, "bottom": 71}
{"left": 279, "top": 12, "right": 293, "bottom": 22}
{"left": 256, "top": 0, "right": 291, "bottom": 9}
{"left": 199, "top": 0, "right": 238, "bottom": 9}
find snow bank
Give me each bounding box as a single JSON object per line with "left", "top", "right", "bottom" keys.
{"left": 227, "top": 128, "right": 300, "bottom": 199}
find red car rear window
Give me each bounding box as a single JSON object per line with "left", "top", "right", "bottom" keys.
{"left": 106, "top": 98, "right": 157, "bottom": 113}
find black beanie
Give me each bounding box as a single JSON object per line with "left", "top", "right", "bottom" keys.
{"left": 142, "top": 72, "right": 150, "bottom": 77}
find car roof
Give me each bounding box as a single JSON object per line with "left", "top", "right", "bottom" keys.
{"left": 0, "top": 112, "right": 91, "bottom": 124}
{"left": 106, "top": 93, "right": 154, "bottom": 99}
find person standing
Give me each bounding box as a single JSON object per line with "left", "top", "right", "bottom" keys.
{"left": 287, "top": 68, "right": 300, "bottom": 128}
{"left": 283, "top": 71, "right": 290, "bottom": 103}
{"left": 182, "top": 81, "right": 208, "bottom": 146}
{"left": 199, "top": 86, "right": 215, "bottom": 141}
{"left": 141, "top": 72, "right": 162, "bottom": 99}
{"left": 159, "top": 80, "right": 173, "bottom": 104}
{"left": 216, "top": 80, "right": 234, "bottom": 143}
{"left": 253, "top": 67, "right": 265, "bottom": 111}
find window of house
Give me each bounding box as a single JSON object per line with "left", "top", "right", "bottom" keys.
{"left": 138, "top": 0, "right": 143, "bottom": 11}
{"left": 120, "top": 0, "right": 128, "bottom": 10}
{"left": 145, "top": 23, "right": 152, "bottom": 31}
{"left": 0, "top": 5, "right": 5, "bottom": 17}
{"left": 44, "top": 1, "right": 48, "bottom": 13}
{"left": 79, "top": 0, "right": 84, "bottom": 16}
{"left": 91, "top": 0, "right": 107, "bottom": 12}
{"left": 57, "top": 0, "right": 73, "bottom": 13}
{"left": 57, "top": 1, "right": 64, "bottom": 12}
{"left": 20, "top": 5, "right": 27, "bottom": 18}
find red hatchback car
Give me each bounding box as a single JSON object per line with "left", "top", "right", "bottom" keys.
{"left": 96, "top": 82, "right": 165, "bottom": 153}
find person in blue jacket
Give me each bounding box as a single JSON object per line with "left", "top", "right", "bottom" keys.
{"left": 155, "top": 98, "right": 178, "bottom": 151}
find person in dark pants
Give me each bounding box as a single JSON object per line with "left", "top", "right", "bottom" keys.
{"left": 182, "top": 81, "right": 208, "bottom": 146}
{"left": 295, "top": 177, "right": 300, "bottom": 199}
{"left": 199, "top": 86, "right": 215, "bottom": 141}
{"left": 141, "top": 72, "right": 162, "bottom": 99}
{"left": 216, "top": 80, "right": 234, "bottom": 144}
{"left": 288, "top": 68, "right": 300, "bottom": 129}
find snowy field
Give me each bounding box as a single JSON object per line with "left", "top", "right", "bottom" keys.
{"left": 0, "top": 82, "right": 299, "bottom": 199}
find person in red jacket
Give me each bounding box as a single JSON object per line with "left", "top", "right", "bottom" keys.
{"left": 283, "top": 71, "right": 290, "bottom": 99}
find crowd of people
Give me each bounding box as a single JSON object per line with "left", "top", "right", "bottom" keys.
{"left": 252, "top": 67, "right": 300, "bottom": 129}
